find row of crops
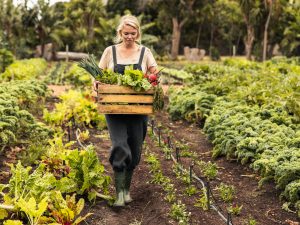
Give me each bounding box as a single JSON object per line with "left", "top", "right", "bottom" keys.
{"left": 166, "top": 57, "right": 300, "bottom": 217}
{"left": 0, "top": 58, "right": 111, "bottom": 224}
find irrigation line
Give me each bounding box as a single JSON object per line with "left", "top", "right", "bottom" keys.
{"left": 150, "top": 122, "right": 234, "bottom": 225}
{"left": 170, "top": 152, "right": 232, "bottom": 225}
{"left": 75, "top": 128, "right": 88, "bottom": 150}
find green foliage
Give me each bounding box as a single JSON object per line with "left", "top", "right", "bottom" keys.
{"left": 195, "top": 188, "right": 209, "bottom": 210}
{"left": 3, "top": 220, "right": 23, "bottom": 225}
{"left": 0, "top": 49, "right": 14, "bottom": 73}
{"left": 0, "top": 80, "right": 51, "bottom": 150}
{"left": 185, "top": 185, "right": 197, "bottom": 196}
{"left": 245, "top": 217, "right": 257, "bottom": 225}
{"left": 168, "top": 86, "right": 216, "bottom": 123}
{"left": 121, "top": 66, "right": 151, "bottom": 92}
{"left": 47, "top": 192, "right": 92, "bottom": 225}
{"left": 227, "top": 203, "right": 243, "bottom": 216}
{"left": 62, "top": 63, "right": 91, "bottom": 87}
{"left": 209, "top": 46, "right": 221, "bottom": 61}
{"left": 196, "top": 160, "right": 218, "bottom": 180}
{"left": 168, "top": 59, "right": 300, "bottom": 216}
{"left": 169, "top": 201, "right": 190, "bottom": 225}
{"left": 217, "top": 183, "right": 235, "bottom": 203}
{"left": 160, "top": 67, "right": 193, "bottom": 84}
{"left": 79, "top": 60, "right": 152, "bottom": 91}
{"left": 153, "top": 85, "right": 164, "bottom": 112}
{"left": 0, "top": 58, "right": 47, "bottom": 81}
{"left": 281, "top": 4, "right": 300, "bottom": 55}
{"left": 78, "top": 54, "right": 103, "bottom": 79}
{"left": 63, "top": 145, "right": 111, "bottom": 201}
{"left": 16, "top": 196, "right": 48, "bottom": 225}
{"left": 43, "top": 89, "right": 106, "bottom": 129}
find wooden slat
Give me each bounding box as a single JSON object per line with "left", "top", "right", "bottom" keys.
{"left": 98, "top": 94, "right": 153, "bottom": 103}
{"left": 97, "top": 84, "right": 154, "bottom": 94}
{"left": 97, "top": 105, "right": 153, "bottom": 114}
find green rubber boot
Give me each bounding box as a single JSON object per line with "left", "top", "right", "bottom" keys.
{"left": 124, "top": 170, "right": 133, "bottom": 203}
{"left": 113, "top": 171, "right": 125, "bottom": 207}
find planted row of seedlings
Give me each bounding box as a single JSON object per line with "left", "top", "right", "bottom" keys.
{"left": 167, "top": 58, "right": 300, "bottom": 218}
{"left": 145, "top": 119, "right": 258, "bottom": 225}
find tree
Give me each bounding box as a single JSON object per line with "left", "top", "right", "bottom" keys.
{"left": 261, "top": 0, "right": 286, "bottom": 61}
{"left": 33, "top": 0, "right": 53, "bottom": 56}
{"left": 155, "top": 0, "right": 200, "bottom": 59}
{"left": 281, "top": 2, "right": 300, "bottom": 55}
{"left": 0, "top": 0, "right": 23, "bottom": 55}
{"left": 63, "top": 0, "right": 106, "bottom": 52}
{"left": 207, "top": 0, "right": 243, "bottom": 55}
{"left": 238, "top": 0, "right": 261, "bottom": 60}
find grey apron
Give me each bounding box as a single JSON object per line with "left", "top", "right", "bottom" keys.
{"left": 105, "top": 45, "right": 148, "bottom": 172}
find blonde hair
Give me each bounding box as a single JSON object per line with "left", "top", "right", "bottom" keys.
{"left": 114, "top": 15, "right": 141, "bottom": 44}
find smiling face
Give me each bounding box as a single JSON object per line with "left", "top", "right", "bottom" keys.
{"left": 120, "top": 24, "right": 139, "bottom": 45}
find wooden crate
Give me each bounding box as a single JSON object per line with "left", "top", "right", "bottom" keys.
{"left": 95, "top": 84, "right": 154, "bottom": 114}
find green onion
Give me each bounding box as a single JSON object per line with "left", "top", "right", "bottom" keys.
{"left": 78, "top": 54, "right": 103, "bottom": 78}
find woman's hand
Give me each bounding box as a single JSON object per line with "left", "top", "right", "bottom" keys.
{"left": 93, "top": 80, "right": 104, "bottom": 91}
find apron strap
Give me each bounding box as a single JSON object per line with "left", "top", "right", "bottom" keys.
{"left": 112, "top": 45, "right": 117, "bottom": 67}
{"left": 138, "top": 46, "right": 146, "bottom": 68}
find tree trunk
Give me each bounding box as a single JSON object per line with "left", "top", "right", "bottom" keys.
{"left": 196, "top": 20, "right": 204, "bottom": 49}
{"left": 244, "top": 24, "right": 255, "bottom": 60}
{"left": 88, "top": 15, "right": 95, "bottom": 40}
{"left": 209, "top": 24, "right": 214, "bottom": 56}
{"left": 38, "top": 25, "right": 45, "bottom": 57}
{"left": 263, "top": 0, "right": 273, "bottom": 61}
{"left": 171, "top": 17, "right": 181, "bottom": 60}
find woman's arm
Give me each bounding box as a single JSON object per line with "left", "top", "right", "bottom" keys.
{"left": 93, "top": 47, "right": 110, "bottom": 90}
{"left": 147, "top": 66, "right": 159, "bottom": 75}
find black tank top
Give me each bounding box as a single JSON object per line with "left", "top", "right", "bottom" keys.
{"left": 112, "top": 45, "right": 145, "bottom": 75}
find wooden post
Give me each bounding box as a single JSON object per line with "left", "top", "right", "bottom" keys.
{"left": 189, "top": 164, "right": 193, "bottom": 184}
{"left": 66, "top": 44, "right": 69, "bottom": 62}
{"left": 158, "top": 127, "right": 161, "bottom": 147}
{"left": 206, "top": 181, "right": 210, "bottom": 210}
{"left": 176, "top": 147, "right": 180, "bottom": 162}
{"left": 233, "top": 45, "right": 236, "bottom": 57}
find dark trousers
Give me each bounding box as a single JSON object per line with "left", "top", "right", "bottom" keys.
{"left": 105, "top": 114, "right": 148, "bottom": 172}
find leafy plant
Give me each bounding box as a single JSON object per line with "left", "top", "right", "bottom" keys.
{"left": 62, "top": 145, "right": 111, "bottom": 201}
{"left": 217, "top": 183, "right": 235, "bottom": 203}
{"left": 227, "top": 203, "right": 243, "bottom": 216}
{"left": 170, "top": 201, "right": 190, "bottom": 225}
{"left": 43, "top": 90, "right": 106, "bottom": 130}
{"left": 196, "top": 160, "right": 218, "bottom": 180}
{"left": 16, "top": 196, "right": 48, "bottom": 225}
{"left": 0, "top": 58, "right": 47, "bottom": 81}
{"left": 3, "top": 220, "right": 23, "bottom": 225}
{"left": 0, "top": 48, "right": 14, "bottom": 73}
{"left": 185, "top": 185, "right": 197, "bottom": 196}
{"left": 195, "top": 188, "right": 209, "bottom": 210}
{"left": 47, "top": 192, "right": 92, "bottom": 225}
{"left": 121, "top": 65, "right": 151, "bottom": 91}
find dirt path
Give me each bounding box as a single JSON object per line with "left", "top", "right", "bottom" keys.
{"left": 82, "top": 104, "right": 298, "bottom": 225}
{"left": 0, "top": 85, "right": 298, "bottom": 225}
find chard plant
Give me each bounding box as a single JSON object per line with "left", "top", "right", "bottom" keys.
{"left": 169, "top": 201, "right": 191, "bottom": 225}
{"left": 3, "top": 220, "right": 23, "bottom": 225}
{"left": 195, "top": 188, "right": 209, "bottom": 211}
{"left": 196, "top": 160, "right": 218, "bottom": 180}
{"left": 185, "top": 185, "right": 197, "bottom": 196}
{"left": 216, "top": 183, "right": 235, "bottom": 203}
{"left": 227, "top": 203, "right": 243, "bottom": 216}
{"left": 172, "top": 164, "right": 191, "bottom": 185}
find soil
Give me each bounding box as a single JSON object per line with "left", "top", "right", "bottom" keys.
{"left": 0, "top": 87, "right": 299, "bottom": 225}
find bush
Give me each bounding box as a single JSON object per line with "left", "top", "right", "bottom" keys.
{"left": 0, "top": 48, "right": 14, "bottom": 72}
{"left": 210, "top": 46, "right": 220, "bottom": 61}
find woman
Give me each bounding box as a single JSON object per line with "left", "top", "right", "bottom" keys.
{"left": 96, "top": 15, "right": 158, "bottom": 207}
